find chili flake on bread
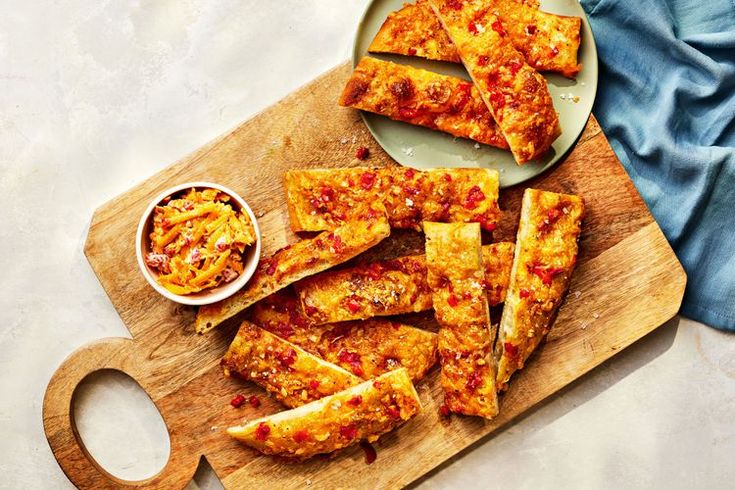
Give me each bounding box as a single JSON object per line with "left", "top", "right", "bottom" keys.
{"left": 430, "top": 0, "right": 561, "bottom": 164}
{"left": 496, "top": 188, "right": 584, "bottom": 390}
{"left": 251, "top": 289, "right": 438, "bottom": 382}
{"left": 227, "top": 368, "right": 421, "bottom": 460}
{"left": 340, "top": 57, "right": 508, "bottom": 149}
{"left": 284, "top": 166, "right": 500, "bottom": 232}
{"left": 195, "top": 202, "right": 390, "bottom": 333}
{"left": 369, "top": 0, "right": 581, "bottom": 78}
{"left": 424, "top": 222, "right": 499, "bottom": 418}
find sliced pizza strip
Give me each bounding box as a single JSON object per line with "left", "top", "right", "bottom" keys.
{"left": 285, "top": 166, "right": 500, "bottom": 232}
{"left": 251, "top": 289, "right": 438, "bottom": 382}
{"left": 430, "top": 0, "right": 561, "bottom": 164}
{"left": 496, "top": 188, "right": 584, "bottom": 390}
{"left": 227, "top": 368, "right": 422, "bottom": 460}
{"left": 194, "top": 203, "right": 390, "bottom": 333}
{"left": 369, "top": 0, "right": 580, "bottom": 78}
{"left": 424, "top": 222, "right": 499, "bottom": 418}
{"left": 221, "top": 321, "right": 361, "bottom": 408}
{"left": 340, "top": 57, "right": 508, "bottom": 150}
{"left": 296, "top": 242, "right": 514, "bottom": 324}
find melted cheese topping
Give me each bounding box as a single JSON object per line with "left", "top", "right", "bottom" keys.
{"left": 340, "top": 57, "right": 508, "bottom": 149}
{"left": 430, "top": 0, "right": 561, "bottom": 164}
{"left": 369, "top": 0, "right": 580, "bottom": 78}
{"left": 496, "top": 188, "right": 584, "bottom": 390}
{"left": 227, "top": 368, "right": 422, "bottom": 460}
{"left": 251, "top": 289, "right": 438, "bottom": 382}
{"left": 424, "top": 222, "right": 499, "bottom": 418}
{"left": 285, "top": 166, "right": 500, "bottom": 233}
{"left": 195, "top": 202, "right": 390, "bottom": 333}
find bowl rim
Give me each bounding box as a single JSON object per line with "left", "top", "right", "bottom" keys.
{"left": 135, "top": 181, "right": 262, "bottom": 306}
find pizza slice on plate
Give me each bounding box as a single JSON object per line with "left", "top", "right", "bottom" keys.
{"left": 340, "top": 57, "right": 508, "bottom": 149}
{"left": 430, "top": 0, "right": 561, "bottom": 164}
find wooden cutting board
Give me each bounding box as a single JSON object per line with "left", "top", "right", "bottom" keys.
{"left": 43, "top": 62, "right": 686, "bottom": 489}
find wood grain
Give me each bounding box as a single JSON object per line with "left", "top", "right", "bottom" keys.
{"left": 43, "top": 62, "right": 685, "bottom": 489}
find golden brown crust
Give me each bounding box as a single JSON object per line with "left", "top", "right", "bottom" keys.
{"left": 496, "top": 189, "right": 584, "bottom": 390}
{"left": 430, "top": 0, "right": 561, "bottom": 164}
{"left": 295, "top": 243, "right": 514, "bottom": 324}
{"left": 369, "top": 0, "right": 580, "bottom": 78}
{"left": 340, "top": 57, "right": 508, "bottom": 149}
{"left": 284, "top": 166, "right": 500, "bottom": 233}
{"left": 424, "top": 222, "right": 499, "bottom": 418}
{"left": 227, "top": 368, "right": 422, "bottom": 460}
{"left": 251, "top": 289, "right": 438, "bottom": 382}
{"left": 194, "top": 203, "right": 390, "bottom": 333}
{"left": 221, "top": 321, "right": 360, "bottom": 408}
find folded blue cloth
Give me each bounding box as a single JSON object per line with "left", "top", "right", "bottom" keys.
{"left": 579, "top": 0, "right": 735, "bottom": 331}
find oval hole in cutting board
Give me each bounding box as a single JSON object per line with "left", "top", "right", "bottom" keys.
{"left": 72, "top": 369, "right": 170, "bottom": 481}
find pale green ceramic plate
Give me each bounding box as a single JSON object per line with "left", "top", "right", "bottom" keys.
{"left": 352, "top": 0, "right": 598, "bottom": 188}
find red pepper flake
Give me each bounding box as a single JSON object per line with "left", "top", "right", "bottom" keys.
{"left": 360, "top": 440, "right": 377, "bottom": 465}
{"left": 265, "top": 260, "right": 277, "bottom": 276}
{"left": 309, "top": 379, "right": 320, "bottom": 390}
{"left": 366, "top": 263, "right": 383, "bottom": 281}
{"left": 255, "top": 422, "right": 271, "bottom": 441}
{"left": 320, "top": 186, "right": 335, "bottom": 201}
{"left": 466, "top": 371, "right": 483, "bottom": 391}
{"left": 530, "top": 263, "right": 565, "bottom": 285}
{"left": 340, "top": 424, "right": 358, "bottom": 440}
{"left": 486, "top": 72, "right": 499, "bottom": 88}
{"left": 550, "top": 46, "right": 559, "bottom": 57}
{"left": 359, "top": 171, "right": 376, "bottom": 189}
{"left": 387, "top": 406, "right": 402, "bottom": 419}
{"left": 442, "top": 172, "right": 452, "bottom": 182}
{"left": 519, "top": 288, "right": 531, "bottom": 299}
{"left": 491, "top": 20, "right": 505, "bottom": 36}
{"left": 398, "top": 107, "right": 421, "bottom": 119}
{"left": 407, "top": 47, "right": 417, "bottom": 56}
{"left": 403, "top": 185, "right": 420, "bottom": 196}
{"left": 338, "top": 350, "right": 364, "bottom": 377}
{"left": 345, "top": 296, "right": 361, "bottom": 314}
{"left": 447, "top": 294, "right": 459, "bottom": 307}
{"left": 447, "top": 0, "right": 463, "bottom": 9}
{"left": 230, "top": 394, "right": 246, "bottom": 408}
{"left": 373, "top": 380, "right": 382, "bottom": 389}
{"left": 355, "top": 147, "right": 370, "bottom": 161}
{"left": 347, "top": 395, "right": 363, "bottom": 407}
{"left": 439, "top": 404, "right": 451, "bottom": 417}
{"left": 405, "top": 168, "right": 416, "bottom": 179}
{"left": 468, "top": 22, "right": 479, "bottom": 35}
{"left": 452, "top": 83, "right": 472, "bottom": 112}
{"left": 271, "top": 321, "right": 295, "bottom": 339}
{"left": 304, "top": 305, "right": 319, "bottom": 317}
{"left": 490, "top": 90, "right": 506, "bottom": 109}
{"left": 509, "top": 59, "right": 523, "bottom": 76}
{"left": 504, "top": 342, "right": 519, "bottom": 358}
{"left": 462, "top": 291, "right": 473, "bottom": 300}
{"left": 291, "top": 429, "right": 309, "bottom": 443}
{"left": 248, "top": 395, "right": 261, "bottom": 408}
{"left": 277, "top": 348, "right": 297, "bottom": 368}
{"left": 526, "top": 24, "right": 537, "bottom": 35}
{"left": 331, "top": 234, "right": 345, "bottom": 254}
{"left": 463, "top": 185, "right": 486, "bottom": 210}
{"left": 477, "top": 55, "right": 489, "bottom": 66}
{"left": 474, "top": 214, "right": 497, "bottom": 232}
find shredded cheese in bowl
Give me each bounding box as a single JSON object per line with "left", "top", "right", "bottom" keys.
{"left": 144, "top": 187, "right": 257, "bottom": 295}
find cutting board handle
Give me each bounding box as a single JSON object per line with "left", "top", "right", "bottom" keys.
{"left": 43, "top": 337, "right": 199, "bottom": 489}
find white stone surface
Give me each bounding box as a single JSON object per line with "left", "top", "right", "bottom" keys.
{"left": 0, "top": 1, "right": 733, "bottom": 488}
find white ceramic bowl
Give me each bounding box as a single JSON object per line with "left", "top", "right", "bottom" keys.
{"left": 135, "top": 181, "right": 261, "bottom": 306}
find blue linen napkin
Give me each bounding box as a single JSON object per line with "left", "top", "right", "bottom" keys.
{"left": 579, "top": 0, "right": 735, "bottom": 331}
